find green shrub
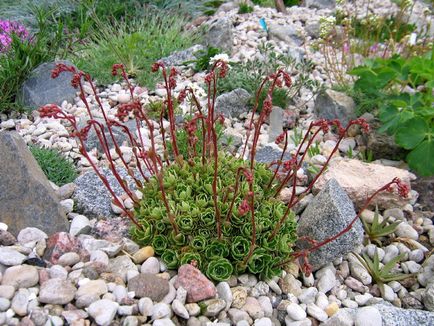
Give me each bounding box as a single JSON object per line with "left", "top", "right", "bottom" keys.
{"left": 349, "top": 51, "right": 434, "bottom": 176}
{"left": 187, "top": 46, "right": 222, "bottom": 72}
{"left": 71, "top": 9, "right": 200, "bottom": 88}
{"left": 29, "top": 145, "right": 77, "bottom": 186}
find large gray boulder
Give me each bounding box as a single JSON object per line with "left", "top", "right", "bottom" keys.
{"left": 18, "top": 60, "right": 78, "bottom": 110}
{"left": 205, "top": 18, "right": 233, "bottom": 53}
{"left": 297, "top": 178, "right": 363, "bottom": 270}
{"left": 314, "top": 89, "right": 356, "bottom": 127}
{"left": 215, "top": 88, "right": 251, "bottom": 119}
{"left": 268, "top": 23, "right": 303, "bottom": 46}
{"left": 0, "top": 131, "right": 68, "bottom": 236}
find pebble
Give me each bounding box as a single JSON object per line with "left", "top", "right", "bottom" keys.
{"left": 138, "top": 297, "right": 153, "bottom": 317}
{"left": 17, "top": 227, "right": 47, "bottom": 244}
{"left": 317, "top": 269, "right": 336, "bottom": 294}
{"left": 39, "top": 279, "right": 76, "bottom": 305}
{"left": 69, "top": 215, "right": 91, "bottom": 236}
{"left": 132, "top": 246, "right": 154, "bottom": 264}
{"left": 395, "top": 223, "right": 419, "bottom": 240}
{"left": 185, "top": 303, "right": 201, "bottom": 317}
{"left": 1, "top": 265, "right": 39, "bottom": 288}
{"left": 286, "top": 303, "right": 306, "bottom": 320}
{"left": 298, "top": 287, "right": 318, "bottom": 304}
{"left": 152, "top": 303, "right": 172, "bottom": 320}
{"left": 355, "top": 306, "right": 382, "bottom": 326}
{"left": 217, "top": 282, "right": 233, "bottom": 309}
{"left": 306, "top": 303, "right": 328, "bottom": 321}
{"left": 11, "top": 289, "right": 29, "bottom": 316}
{"left": 140, "top": 257, "right": 160, "bottom": 274}
{"left": 87, "top": 299, "right": 119, "bottom": 326}
{"left": 383, "top": 245, "right": 400, "bottom": 264}
{"left": 0, "top": 247, "right": 26, "bottom": 266}
{"left": 172, "top": 299, "right": 189, "bottom": 319}
{"left": 57, "top": 252, "right": 80, "bottom": 266}
{"left": 349, "top": 256, "right": 372, "bottom": 285}
{"left": 243, "top": 297, "right": 264, "bottom": 319}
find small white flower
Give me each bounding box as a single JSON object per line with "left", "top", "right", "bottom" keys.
{"left": 409, "top": 32, "right": 417, "bottom": 46}
{"left": 209, "top": 53, "right": 230, "bottom": 65}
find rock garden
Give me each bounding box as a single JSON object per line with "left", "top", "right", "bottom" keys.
{"left": 0, "top": 0, "right": 433, "bottom": 325}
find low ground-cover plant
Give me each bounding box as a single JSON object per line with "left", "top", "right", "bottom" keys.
{"left": 71, "top": 9, "right": 200, "bottom": 88}
{"left": 349, "top": 51, "right": 434, "bottom": 176}
{"left": 29, "top": 144, "right": 77, "bottom": 186}
{"left": 39, "top": 61, "right": 409, "bottom": 281}
{"left": 218, "top": 42, "right": 322, "bottom": 111}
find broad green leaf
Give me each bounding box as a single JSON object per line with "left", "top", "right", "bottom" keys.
{"left": 395, "top": 117, "right": 428, "bottom": 149}
{"left": 407, "top": 138, "right": 434, "bottom": 176}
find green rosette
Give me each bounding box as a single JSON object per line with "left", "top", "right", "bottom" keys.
{"left": 259, "top": 232, "right": 279, "bottom": 252}
{"left": 152, "top": 235, "right": 168, "bottom": 255}
{"left": 221, "top": 222, "right": 232, "bottom": 237}
{"left": 199, "top": 209, "right": 215, "bottom": 227}
{"left": 247, "top": 248, "right": 273, "bottom": 275}
{"left": 169, "top": 231, "right": 187, "bottom": 247}
{"left": 206, "top": 258, "right": 233, "bottom": 282}
{"left": 191, "top": 235, "right": 208, "bottom": 252}
{"left": 176, "top": 215, "right": 194, "bottom": 233}
{"left": 261, "top": 256, "right": 282, "bottom": 280}
{"left": 277, "top": 233, "right": 294, "bottom": 254}
{"left": 161, "top": 249, "right": 179, "bottom": 269}
{"left": 204, "top": 240, "right": 229, "bottom": 259}
{"left": 155, "top": 220, "right": 168, "bottom": 233}
{"left": 130, "top": 221, "right": 153, "bottom": 246}
{"left": 241, "top": 223, "right": 252, "bottom": 238}
{"left": 230, "top": 236, "right": 250, "bottom": 260}
{"left": 180, "top": 252, "right": 202, "bottom": 268}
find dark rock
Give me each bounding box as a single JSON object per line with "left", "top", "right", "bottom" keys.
{"left": 18, "top": 60, "right": 78, "bottom": 109}
{"left": 175, "top": 264, "right": 216, "bottom": 303}
{"left": 314, "top": 89, "right": 356, "bottom": 126}
{"left": 401, "top": 295, "right": 424, "bottom": 310}
{"left": 303, "top": 0, "right": 336, "bottom": 10}
{"left": 205, "top": 18, "right": 233, "bottom": 52}
{"left": 297, "top": 178, "right": 363, "bottom": 270}
{"left": 128, "top": 274, "right": 170, "bottom": 301}
{"left": 365, "top": 129, "right": 407, "bottom": 161}
{"left": 411, "top": 176, "right": 434, "bottom": 211}
{"left": 72, "top": 168, "right": 142, "bottom": 219}
{"left": 160, "top": 44, "right": 206, "bottom": 67}
{"left": 215, "top": 88, "right": 251, "bottom": 119}
{"left": 23, "top": 257, "right": 47, "bottom": 268}
{"left": 0, "top": 131, "right": 68, "bottom": 236}
{"left": 254, "top": 146, "right": 291, "bottom": 165}
{"left": 0, "top": 230, "right": 17, "bottom": 246}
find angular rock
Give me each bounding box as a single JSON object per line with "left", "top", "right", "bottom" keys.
{"left": 269, "top": 23, "right": 303, "bottom": 46}
{"left": 39, "top": 279, "right": 76, "bottom": 305}
{"left": 174, "top": 264, "right": 216, "bottom": 303}
{"left": 1, "top": 265, "right": 39, "bottom": 288}
{"left": 365, "top": 130, "right": 406, "bottom": 161}
{"left": 0, "top": 131, "right": 68, "bottom": 236}
{"left": 128, "top": 274, "right": 169, "bottom": 301}
{"left": 205, "top": 18, "right": 233, "bottom": 52}
{"left": 254, "top": 145, "right": 291, "bottom": 164}
{"left": 298, "top": 178, "right": 363, "bottom": 270}
{"left": 73, "top": 168, "right": 140, "bottom": 218}
{"left": 314, "top": 89, "right": 356, "bottom": 126}
{"left": 215, "top": 88, "right": 251, "bottom": 119}
{"left": 18, "top": 60, "right": 78, "bottom": 109}
{"left": 313, "top": 159, "right": 415, "bottom": 209}
{"left": 109, "top": 255, "right": 137, "bottom": 282}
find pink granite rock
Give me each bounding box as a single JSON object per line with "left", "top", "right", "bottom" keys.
{"left": 313, "top": 158, "right": 416, "bottom": 209}
{"left": 43, "top": 232, "right": 83, "bottom": 264}
{"left": 175, "top": 264, "right": 216, "bottom": 303}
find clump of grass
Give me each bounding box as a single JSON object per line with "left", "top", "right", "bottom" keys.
{"left": 29, "top": 145, "right": 77, "bottom": 186}
{"left": 71, "top": 8, "right": 201, "bottom": 89}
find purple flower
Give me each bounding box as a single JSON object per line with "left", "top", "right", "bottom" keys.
{"left": 0, "top": 20, "right": 30, "bottom": 53}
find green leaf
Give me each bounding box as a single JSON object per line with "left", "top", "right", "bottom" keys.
{"left": 395, "top": 117, "right": 428, "bottom": 150}
{"left": 407, "top": 138, "right": 434, "bottom": 176}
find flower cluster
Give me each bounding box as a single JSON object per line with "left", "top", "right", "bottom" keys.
{"left": 0, "top": 20, "right": 29, "bottom": 53}
{"left": 319, "top": 16, "right": 336, "bottom": 39}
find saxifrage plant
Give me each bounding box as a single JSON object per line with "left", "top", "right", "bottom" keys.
{"left": 39, "top": 61, "right": 409, "bottom": 281}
